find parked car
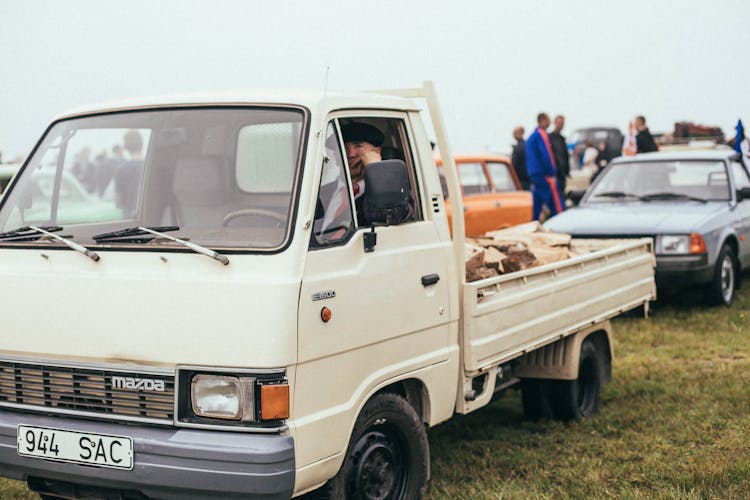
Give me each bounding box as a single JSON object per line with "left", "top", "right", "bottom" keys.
{"left": 437, "top": 154, "right": 532, "bottom": 236}
{"left": 545, "top": 150, "right": 750, "bottom": 305}
{"left": 570, "top": 126, "right": 623, "bottom": 165}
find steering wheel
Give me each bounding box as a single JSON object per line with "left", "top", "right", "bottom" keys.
{"left": 222, "top": 208, "right": 287, "bottom": 227}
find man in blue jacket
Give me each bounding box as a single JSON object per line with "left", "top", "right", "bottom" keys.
{"left": 526, "top": 112, "right": 565, "bottom": 220}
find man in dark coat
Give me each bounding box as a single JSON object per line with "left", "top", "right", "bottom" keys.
{"left": 511, "top": 126, "right": 529, "bottom": 190}
{"left": 548, "top": 115, "right": 570, "bottom": 194}
{"left": 635, "top": 115, "right": 659, "bottom": 153}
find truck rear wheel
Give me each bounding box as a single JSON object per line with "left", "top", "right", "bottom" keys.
{"left": 321, "top": 392, "right": 428, "bottom": 500}
{"left": 553, "top": 338, "right": 602, "bottom": 421}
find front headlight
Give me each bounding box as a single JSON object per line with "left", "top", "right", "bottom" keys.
{"left": 191, "top": 374, "right": 249, "bottom": 420}
{"left": 180, "top": 369, "right": 289, "bottom": 426}
{"left": 656, "top": 233, "right": 707, "bottom": 254}
{"left": 657, "top": 235, "right": 690, "bottom": 254}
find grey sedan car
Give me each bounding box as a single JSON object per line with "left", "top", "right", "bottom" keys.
{"left": 544, "top": 150, "right": 750, "bottom": 306}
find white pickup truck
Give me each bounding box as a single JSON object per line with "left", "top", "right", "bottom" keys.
{"left": 0, "top": 82, "right": 655, "bottom": 499}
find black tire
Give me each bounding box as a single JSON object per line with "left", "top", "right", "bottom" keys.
{"left": 707, "top": 244, "right": 737, "bottom": 306}
{"left": 520, "top": 378, "right": 555, "bottom": 421}
{"left": 552, "top": 339, "right": 602, "bottom": 421}
{"left": 321, "top": 392, "right": 428, "bottom": 500}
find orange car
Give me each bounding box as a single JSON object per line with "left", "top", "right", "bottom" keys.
{"left": 437, "top": 154, "right": 532, "bottom": 236}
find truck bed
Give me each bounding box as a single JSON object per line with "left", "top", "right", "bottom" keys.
{"left": 462, "top": 238, "right": 655, "bottom": 373}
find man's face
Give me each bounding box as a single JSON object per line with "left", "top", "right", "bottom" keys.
{"left": 539, "top": 116, "right": 551, "bottom": 130}
{"left": 554, "top": 116, "right": 565, "bottom": 131}
{"left": 635, "top": 118, "right": 645, "bottom": 131}
{"left": 345, "top": 140, "right": 380, "bottom": 182}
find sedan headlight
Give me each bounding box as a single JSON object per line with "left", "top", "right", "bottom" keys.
{"left": 656, "top": 234, "right": 706, "bottom": 255}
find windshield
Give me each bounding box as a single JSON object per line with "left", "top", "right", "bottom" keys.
{"left": 586, "top": 160, "right": 730, "bottom": 202}
{"left": 0, "top": 107, "right": 306, "bottom": 250}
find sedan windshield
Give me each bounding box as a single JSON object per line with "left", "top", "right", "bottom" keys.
{"left": 587, "top": 160, "right": 730, "bottom": 203}
{"left": 0, "top": 107, "right": 306, "bottom": 250}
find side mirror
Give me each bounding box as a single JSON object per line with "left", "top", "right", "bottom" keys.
{"left": 362, "top": 160, "right": 414, "bottom": 227}
{"left": 737, "top": 187, "right": 750, "bottom": 201}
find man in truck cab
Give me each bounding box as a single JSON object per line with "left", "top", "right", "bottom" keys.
{"left": 342, "top": 122, "right": 384, "bottom": 221}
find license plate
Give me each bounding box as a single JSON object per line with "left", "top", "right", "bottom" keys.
{"left": 17, "top": 425, "right": 133, "bottom": 470}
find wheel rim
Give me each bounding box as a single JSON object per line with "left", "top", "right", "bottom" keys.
{"left": 720, "top": 254, "right": 734, "bottom": 304}
{"left": 348, "top": 428, "right": 407, "bottom": 500}
{"left": 577, "top": 357, "right": 597, "bottom": 415}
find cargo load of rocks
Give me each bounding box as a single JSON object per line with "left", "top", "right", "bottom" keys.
{"left": 465, "top": 221, "right": 592, "bottom": 282}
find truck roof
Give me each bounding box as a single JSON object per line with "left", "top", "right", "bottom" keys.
{"left": 54, "top": 89, "right": 421, "bottom": 120}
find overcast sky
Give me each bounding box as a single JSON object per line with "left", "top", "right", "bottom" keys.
{"left": 1, "top": 0, "right": 748, "bottom": 160}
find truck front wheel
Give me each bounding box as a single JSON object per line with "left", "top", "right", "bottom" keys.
{"left": 553, "top": 338, "right": 602, "bottom": 421}
{"left": 322, "top": 392, "right": 429, "bottom": 500}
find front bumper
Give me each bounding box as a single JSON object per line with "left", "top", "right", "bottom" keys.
{"left": 0, "top": 410, "right": 295, "bottom": 499}
{"left": 655, "top": 253, "right": 713, "bottom": 287}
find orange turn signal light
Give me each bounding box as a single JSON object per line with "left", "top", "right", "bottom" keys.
{"left": 260, "top": 384, "right": 290, "bottom": 420}
{"left": 321, "top": 307, "right": 332, "bottom": 322}
{"left": 690, "top": 233, "right": 707, "bottom": 254}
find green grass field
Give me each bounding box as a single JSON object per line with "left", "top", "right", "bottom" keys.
{"left": 2, "top": 287, "right": 749, "bottom": 499}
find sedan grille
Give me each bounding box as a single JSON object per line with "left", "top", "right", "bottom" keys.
{"left": 0, "top": 361, "right": 174, "bottom": 423}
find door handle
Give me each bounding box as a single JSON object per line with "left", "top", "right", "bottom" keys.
{"left": 421, "top": 274, "right": 440, "bottom": 287}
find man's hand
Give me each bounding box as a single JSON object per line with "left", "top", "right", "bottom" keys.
{"left": 360, "top": 149, "right": 382, "bottom": 167}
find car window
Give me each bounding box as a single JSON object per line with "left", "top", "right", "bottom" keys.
{"left": 588, "top": 160, "right": 729, "bottom": 201}
{"left": 311, "top": 122, "right": 354, "bottom": 248}
{"left": 0, "top": 108, "right": 307, "bottom": 250}
{"left": 338, "top": 116, "right": 421, "bottom": 227}
{"left": 731, "top": 161, "right": 750, "bottom": 190}
{"left": 486, "top": 162, "right": 516, "bottom": 192}
{"left": 458, "top": 163, "right": 490, "bottom": 195}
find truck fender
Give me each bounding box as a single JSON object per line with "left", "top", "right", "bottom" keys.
{"left": 514, "top": 321, "right": 613, "bottom": 382}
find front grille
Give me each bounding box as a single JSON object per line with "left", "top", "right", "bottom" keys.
{"left": 0, "top": 361, "right": 174, "bottom": 423}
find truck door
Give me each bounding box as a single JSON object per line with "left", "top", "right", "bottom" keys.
{"left": 295, "top": 116, "right": 453, "bottom": 469}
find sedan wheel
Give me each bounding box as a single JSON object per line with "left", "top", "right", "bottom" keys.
{"left": 708, "top": 245, "right": 736, "bottom": 306}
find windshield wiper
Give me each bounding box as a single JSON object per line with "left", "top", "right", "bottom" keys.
{"left": 28, "top": 225, "right": 100, "bottom": 262}
{"left": 640, "top": 192, "right": 707, "bottom": 203}
{"left": 136, "top": 226, "right": 229, "bottom": 266}
{"left": 0, "top": 225, "right": 63, "bottom": 242}
{"left": 592, "top": 191, "right": 643, "bottom": 200}
{"left": 93, "top": 226, "right": 179, "bottom": 244}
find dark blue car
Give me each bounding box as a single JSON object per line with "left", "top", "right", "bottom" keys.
{"left": 545, "top": 150, "right": 750, "bottom": 306}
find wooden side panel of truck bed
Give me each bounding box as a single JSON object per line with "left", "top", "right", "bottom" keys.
{"left": 462, "top": 238, "right": 655, "bottom": 373}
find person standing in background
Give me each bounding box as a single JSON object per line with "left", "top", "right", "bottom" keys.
{"left": 511, "top": 126, "right": 529, "bottom": 190}
{"left": 548, "top": 115, "right": 570, "bottom": 194}
{"left": 635, "top": 115, "right": 659, "bottom": 153}
{"left": 526, "top": 112, "right": 564, "bottom": 220}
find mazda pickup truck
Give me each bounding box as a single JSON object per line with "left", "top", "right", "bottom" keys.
{"left": 0, "top": 82, "right": 655, "bottom": 499}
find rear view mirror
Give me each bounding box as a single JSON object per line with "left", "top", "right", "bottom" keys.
{"left": 737, "top": 187, "right": 750, "bottom": 201}
{"left": 363, "top": 160, "right": 414, "bottom": 226}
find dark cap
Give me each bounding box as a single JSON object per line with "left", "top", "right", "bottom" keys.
{"left": 341, "top": 123, "right": 384, "bottom": 147}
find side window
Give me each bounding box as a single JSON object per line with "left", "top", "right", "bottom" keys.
{"left": 338, "top": 116, "right": 422, "bottom": 227}
{"left": 486, "top": 162, "right": 517, "bottom": 191}
{"left": 311, "top": 123, "right": 354, "bottom": 247}
{"left": 732, "top": 162, "right": 750, "bottom": 190}
{"left": 458, "top": 163, "right": 490, "bottom": 195}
